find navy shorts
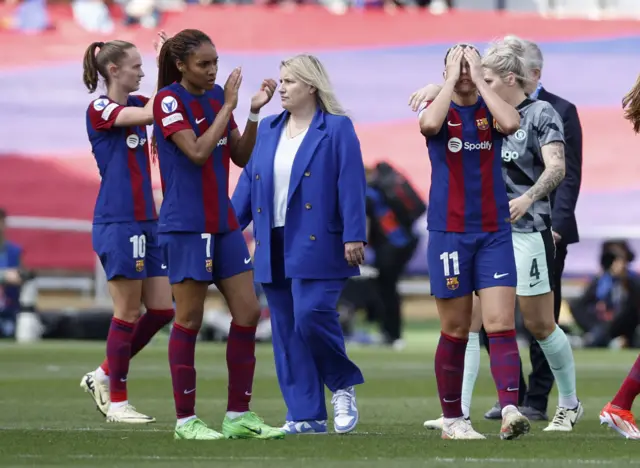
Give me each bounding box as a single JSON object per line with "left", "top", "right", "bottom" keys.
{"left": 427, "top": 229, "right": 517, "bottom": 299}
{"left": 93, "top": 221, "right": 166, "bottom": 281}
{"left": 159, "top": 229, "right": 253, "bottom": 285}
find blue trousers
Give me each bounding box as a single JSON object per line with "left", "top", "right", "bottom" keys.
{"left": 262, "top": 228, "right": 364, "bottom": 422}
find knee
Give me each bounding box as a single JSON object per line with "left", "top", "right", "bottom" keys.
{"left": 113, "top": 306, "right": 141, "bottom": 323}
{"left": 174, "top": 305, "right": 204, "bottom": 330}
{"left": 483, "top": 311, "right": 515, "bottom": 334}
{"left": 174, "top": 314, "right": 202, "bottom": 331}
{"left": 231, "top": 297, "right": 261, "bottom": 328}
{"left": 294, "top": 302, "right": 338, "bottom": 339}
{"left": 523, "top": 315, "right": 555, "bottom": 341}
{"left": 440, "top": 314, "right": 471, "bottom": 339}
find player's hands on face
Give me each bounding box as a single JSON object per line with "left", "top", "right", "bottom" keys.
{"left": 444, "top": 46, "right": 464, "bottom": 84}
{"left": 508, "top": 195, "right": 533, "bottom": 224}
{"left": 154, "top": 30, "right": 169, "bottom": 65}
{"left": 463, "top": 48, "right": 484, "bottom": 84}
{"left": 223, "top": 67, "right": 243, "bottom": 111}
{"left": 344, "top": 242, "right": 365, "bottom": 267}
{"left": 250, "top": 79, "right": 277, "bottom": 113}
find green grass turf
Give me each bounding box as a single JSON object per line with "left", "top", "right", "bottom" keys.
{"left": 1, "top": 331, "right": 640, "bottom": 468}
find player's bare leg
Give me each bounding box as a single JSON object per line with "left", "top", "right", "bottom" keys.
{"left": 425, "top": 295, "right": 482, "bottom": 432}
{"left": 216, "top": 271, "right": 284, "bottom": 439}
{"left": 600, "top": 354, "right": 640, "bottom": 439}
{"left": 519, "top": 291, "right": 582, "bottom": 431}
{"left": 81, "top": 276, "right": 173, "bottom": 421}
{"left": 170, "top": 279, "right": 224, "bottom": 440}
{"left": 433, "top": 294, "right": 485, "bottom": 440}
{"left": 80, "top": 278, "right": 155, "bottom": 423}
{"left": 480, "top": 286, "right": 530, "bottom": 440}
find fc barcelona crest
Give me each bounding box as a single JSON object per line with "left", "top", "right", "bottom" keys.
{"left": 205, "top": 259, "right": 213, "bottom": 273}
{"left": 446, "top": 276, "right": 459, "bottom": 291}
{"left": 476, "top": 118, "right": 489, "bottom": 131}
{"left": 135, "top": 260, "right": 144, "bottom": 272}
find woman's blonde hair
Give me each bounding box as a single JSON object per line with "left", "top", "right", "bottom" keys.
{"left": 280, "top": 54, "right": 346, "bottom": 116}
{"left": 482, "top": 36, "right": 532, "bottom": 89}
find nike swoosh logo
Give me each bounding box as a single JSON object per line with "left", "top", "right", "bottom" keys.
{"left": 448, "top": 121, "right": 461, "bottom": 126}
{"left": 161, "top": 264, "right": 167, "bottom": 270}
{"left": 120, "top": 378, "right": 127, "bottom": 382}
{"left": 529, "top": 281, "right": 541, "bottom": 288}
{"left": 507, "top": 387, "right": 519, "bottom": 392}
{"left": 494, "top": 273, "right": 509, "bottom": 279}
{"left": 443, "top": 398, "right": 460, "bottom": 403}
{"left": 244, "top": 257, "right": 251, "bottom": 264}
{"left": 196, "top": 118, "right": 206, "bottom": 124}
{"left": 242, "top": 424, "right": 262, "bottom": 435}
{"left": 184, "top": 388, "right": 196, "bottom": 394}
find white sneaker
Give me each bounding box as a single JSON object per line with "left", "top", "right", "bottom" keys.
{"left": 500, "top": 405, "right": 530, "bottom": 440}
{"left": 425, "top": 414, "right": 472, "bottom": 431}
{"left": 80, "top": 371, "right": 110, "bottom": 416}
{"left": 332, "top": 386, "right": 358, "bottom": 433}
{"left": 544, "top": 401, "right": 584, "bottom": 431}
{"left": 424, "top": 414, "right": 444, "bottom": 430}
{"left": 106, "top": 404, "right": 155, "bottom": 424}
{"left": 441, "top": 417, "right": 485, "bottom": 440}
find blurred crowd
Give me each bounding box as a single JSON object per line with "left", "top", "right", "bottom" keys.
{"left": 1, "top": 0, "right": 452, "bottom": 33}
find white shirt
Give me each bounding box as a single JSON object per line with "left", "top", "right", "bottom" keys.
{"left": 272, "top": 126, "right": 308, "bottom": 228}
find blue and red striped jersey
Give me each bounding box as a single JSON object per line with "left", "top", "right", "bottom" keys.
{"left": 153, "top": 83, "right": 239, "bottom": 234}
{"left": 87, "top": 95, "right": 157, "bottom": 224}
{"left": 421, "top": 97, "right": 510, "bottom": 233}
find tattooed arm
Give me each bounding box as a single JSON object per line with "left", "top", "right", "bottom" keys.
{"left": 524, "top": 141, "right": 566, "bottom": 202}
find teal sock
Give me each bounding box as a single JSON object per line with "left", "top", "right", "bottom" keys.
{"left": 461, "top": 332, "right": 480, "bottom": 419}
{"left": 537, "top": 325, "right": 578, "bottom": 408}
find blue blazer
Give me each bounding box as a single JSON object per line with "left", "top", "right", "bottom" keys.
{"left": 231, "top": 108, "right": 367, "bottom": 284}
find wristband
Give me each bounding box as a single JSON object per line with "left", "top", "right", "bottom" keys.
{"left": 248, "top": 112, "right": 259, "bottom": 122}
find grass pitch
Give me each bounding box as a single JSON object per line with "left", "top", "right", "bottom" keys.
{"left": 1, "top": 331, "right": 640, "bottom": 467}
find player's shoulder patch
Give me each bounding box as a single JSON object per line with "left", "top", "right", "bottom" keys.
{"left": 89, "top": 97, "right": 120, "bottom": 123}
{"left": 157, "top": 90, "right": 180, "bottom": 115}
{"left": 91, "top": 97, "right": 111, "bottom": 112}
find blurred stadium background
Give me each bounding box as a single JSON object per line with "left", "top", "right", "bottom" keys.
{"left": 1, "top": 1, "right": 640, "bottom": 466}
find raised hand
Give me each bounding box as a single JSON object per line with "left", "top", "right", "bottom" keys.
{"left": 224, "top": 67, "right": 243, "bottom": 111}
{"left": 154, "top": 30, "right": 169, "bottom": 65}
{"left": 250, "top": 78, "right": 278, "bottom": 113}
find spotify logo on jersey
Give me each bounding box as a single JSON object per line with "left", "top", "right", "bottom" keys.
{"left": 447, "top": 138, "right": 463, "bottom": 153}
{"left": 126, "top": 135, "right": 140, "bottom": 149}
{"left": 447, "top": 138, "right": 493, "bottom": 153}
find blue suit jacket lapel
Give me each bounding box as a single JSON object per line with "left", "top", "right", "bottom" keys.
{"left": 287, "top": 108, "right": 326, "bottom": 206}
{"left": 260, "top": 113, "right": 287, "bottom": 222}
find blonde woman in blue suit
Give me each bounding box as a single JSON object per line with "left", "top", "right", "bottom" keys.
{"left": 232, "top": 54, "right": 366, "bottom": 435}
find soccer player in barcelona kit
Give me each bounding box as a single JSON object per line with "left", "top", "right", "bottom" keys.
{"left": 419, "top": 44, "right": 529, "bottom": 440}
{"left": 80, "top": 33, "right": 177, "bottom": 424}
{"left": 153, "top": 29, "right": 283, "bottom": 440}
